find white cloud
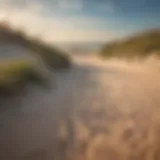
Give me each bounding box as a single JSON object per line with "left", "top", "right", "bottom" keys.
{"left": 0, "top": 0, "right": 122, "bottom": 42}
{"left": 45, "top": 29, "right": 120, "bottom": 42}
{"left": 0, "top": 0, "right": 84, "bottom": 12}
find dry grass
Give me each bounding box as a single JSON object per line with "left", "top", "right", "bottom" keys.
{"left": 0, "top": 22, "right": 71, "bottom": 96}
{"left": 0, "top": 22, "right": 71, "bottom": 69}
{"left": 0, "top": 60, "right": 47, "bottom": 96}
{"left": 100, "top": 29, "right": 160, "bottom": 59}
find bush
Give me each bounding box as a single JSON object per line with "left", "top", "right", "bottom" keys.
{"left": 99, "top": 29, "right": 160, "bottom": 59}
{"left": 0, "top": 60, "right": 48, "bottom": 96}
{"left": 0, "top": 22, "right": 71, "bottom": 69}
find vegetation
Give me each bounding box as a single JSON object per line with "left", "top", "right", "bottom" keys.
{"left": 0, "top": 22, "right": 71, "bottom": 96}
{"left": 99, "top": 29, "right": 160, "bottom": 59}
{"left": 0, "top": 60, "right": 49, "bottom": 96}
{"left": 0, "top": 22, "right": 71, "bottom": 69}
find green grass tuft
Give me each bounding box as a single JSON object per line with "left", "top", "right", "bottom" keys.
{"left": 0, "top": 60, "right": 48, "bottom": 96}
{"left": 99, "top": 29, "right": 160, "bottom": 59}
{"left": 0, "top": 22, "right": 71, "bottom": 96}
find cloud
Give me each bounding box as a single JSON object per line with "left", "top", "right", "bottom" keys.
{"left": 0, "top": 0, "right": 123, "bottom": 42}
{"left": 47, "top": 29, "right": 121, "bottom": 42}
{"left": 0, "top": 0, "right": 84, "bottom": 12}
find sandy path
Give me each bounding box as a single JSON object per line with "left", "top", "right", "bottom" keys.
{"left": 0, "top": 55, "right": 102, "bottom": 160}
{"left": 0, "top": 55, "right": 160, "bottom": 160}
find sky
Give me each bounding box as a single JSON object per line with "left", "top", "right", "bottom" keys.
{"left": 0, "top": 0, "right": 159, "bottom": 43}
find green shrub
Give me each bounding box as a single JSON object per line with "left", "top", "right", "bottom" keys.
{"left": 99, "top": 29, "right": 160, "bottom": 59}
{"left": 0, "top": 60, "right": 48, "bottom": 96}
{"left": 0, "top": 22, "right": 71, "bottom": 69}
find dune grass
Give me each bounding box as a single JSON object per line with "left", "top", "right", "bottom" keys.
{"left": 0, "top": 60, "right": 49, "bottom": 96}
{"left": 28, "top": 40, "right": 71, "bottom": 69}
{"left": 0, "top": 22, "right": 71, "bottom": 96}
{"left": 0, "top": 22, "right": 71, "bottom": 69}
{"left": 99, "top": 29, "right": 160, "bottom": 59}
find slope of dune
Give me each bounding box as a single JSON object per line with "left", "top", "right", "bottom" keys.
{"left": 1, "top": 55, "right": 160, "bottom": 160}
{"left": 100, "top": 29, "right": 160, "bottom": 59}
{"left": 0, "top": 22, "right": 71, "bottom": 96}
{"left": 0, "top": 22, "right": 71, "bottom": 69}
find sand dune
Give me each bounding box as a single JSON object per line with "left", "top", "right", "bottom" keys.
{"left": 1, "top": 55, "right": 160, "bottom": 160}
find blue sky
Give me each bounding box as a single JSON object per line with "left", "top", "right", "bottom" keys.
{"left": 0, "top": 0, "right": 159, "bottom": 42}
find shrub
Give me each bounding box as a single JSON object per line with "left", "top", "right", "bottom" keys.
{"left": 99, "top": 29, "right": 160, "bottom": 59}
{"left": 0, "top": 60, "right": 48, "bottom": 96}
{"left": 0, "top": 22, "right": 71, "bottom": 69}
